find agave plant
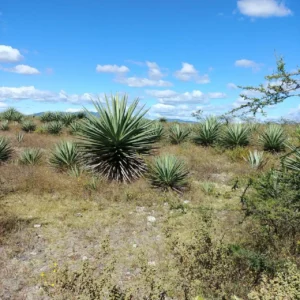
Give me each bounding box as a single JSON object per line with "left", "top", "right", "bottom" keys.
{"left": 0, "top": 137, "right": 12, "bottom": 162}
{"left": 45, "top": 121, "right": 63, "bottom": 135}
{"left": 19, "top": 148, "right": 43, "bottom": 165}
{"left": 49, "top": 141, "right": 81, "bottom": 172}
{"left": 61, "top": 113, "right": 77, "bottom": 126}
{"left": 169, "top": 124, "right": 190, "bottom": 144}
{"left": 193, "top": 116, "right": 221, "bottom": 146}
{"left": 220, "top": 124, "right": 250, "bottom": 148}
{"left": 2, "top": 108, "right": 23, "bottom": 122}
{"left": 69, "top": 121, "right": 83, "bottom": 135}
{"left": 147, "top": 155, "right": 189, "bottom": 192}
{"left": 78, "top": 94, "right": 156, "bottom": 182}
{"left": 0, "top": 120, "right": 9, "bottom": 131}
{"left": 282, "top": 145, "right": 300, "bottom": 172}
{"left": 244, "top": 150, "right": 265, "bottom": 169}
{"left": 259, "top": 125, "right": 286, "bottom": 152}
{"left": 21, "top": 120, "right": 36, "bottom": 133}
{"left": 40, "top": 112, "right": 56, "bottom": 123}
{"left": 16, "top": 132, "right": 24, "bottom": 143}
{"left": 151, "top": 122, "right": 164, "bottom": 141}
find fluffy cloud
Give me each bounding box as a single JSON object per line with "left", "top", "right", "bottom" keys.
{"left": 117, "top": 77, "right": 172, "bottom": 87}
{"left": 1, "top": 64, "right": 40, "bottom": 75}
{"left": 0, "top": 45, "right": 23, "bottom": 63}
{"left": 0, "top": 101, "right": 8, "bottom": 111}
{"left": 96, "top": 64, "right": 129, "bottom": 74}
{"left": 174, "top": 63, "right": 210, "bottom": 84}
{"left": 227, "top": 83, "right": 238, "bottom": 90}
{"left": 288, "top": 105, "right": 300, "bottom": 121}
{"left": 146, "top": 89, "right": 226, "bottom": 105}
{"left": 0, "top": 86, "right": 101, "bottom": 104}
{"left": 237, "top": 0, "right": 292, "bottom": 18}
{"left": 235, "top": 59, "right": 262, "bottom": 71}
{"left": 146, "top": 61, "right": 164, "bottom": 79}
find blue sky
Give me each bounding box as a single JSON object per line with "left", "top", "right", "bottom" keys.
{"left": 0, "top": 0, "right": 299, "bottom": 120}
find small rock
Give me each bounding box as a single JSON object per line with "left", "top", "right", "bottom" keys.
{"left": 75, "top": 213, "right": 83, "bottom": 217}
{"left": 147, "top": 216, "right": 156, "bottom": 223}
{"left": 82, "top": 256, "right": 88, "bottom": 261}
{"left": 34, "top": 224, "right": 41, "bottom": 228}
{"left": 164, "top": 202, "right": 168, "bottom": 206}
{"left": 183, "top": 200, "right": 190, "bottom": 204}
{"left": 148, "top": 261, "right": 156, "bottom": 266}
{"left": 132, "top": 244, "right": 137, "bottom": 248}
{"left": 30, "top": 252, "right": 37, "bottom": 256}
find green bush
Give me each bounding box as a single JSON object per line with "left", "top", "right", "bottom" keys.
{"left": 61, "top": 113, "right": 77, "bottom": 126}
{"left": 2, "top": 108, "right": 23, "bottom": 122}
{"left": 148, "top": 155, "right": 189, "bottom": 192}
{"left": 0, "top": 120, "right": 9, "bottom": 131}
{"left": 40, "top": 112, "right": 56, "bottom": 123}
{"left": 19, "top": 148, "right": 43, "bottom": 165}
{"left": 169, "top": 124, "right": 190, "bottom": 144}
{"left": 220, "top": 124, "right": 250, "bottom": 148}
{"left": 151, "top": 122, "right": 164, "bottom": 141}
{"left": 0, "top": 137, "right": 12, "bottom": 162}
{"left": 69, "top": 121, "right": 83, "bottom": 135}
{"left": 45, "top": 121, "right": 63, "bottom": 135}
{"left": 78, "top": 94, "right": 156, "bottom": 182}
{"left": 21, "top": 120, "right": 36, "bottom": 132}
{"left": 193, "top": 116, "right": 221, "bottom": 146}
{"left": 259, "top": 125, "right": 286, "bottom": 152}
{"left": 49, "top": 141, "right": 81, "bottom": 172}
{"left": 244, "top": 150, "right": 265, "bottom": 169}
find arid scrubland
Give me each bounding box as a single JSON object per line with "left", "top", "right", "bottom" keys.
{"left": 0, "top": 104, "right": 299, "bottom": 299}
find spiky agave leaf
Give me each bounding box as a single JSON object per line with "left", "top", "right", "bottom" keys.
{"left": 45, "top": 121, "right": 64, "bottom": 135}
{"left": 21, "top": 120, "right": 36, "bottom": 132}
{"left": 0, "top": 137, "right": 12, "bottom": 162}
{"left": 193, "top": 116, "right": 221, "bottom": 146}
{"left": 147, "top": 155, "right": 189, "bottom": 192}
{"left": 244, "top": 150, "right": 265, "bottom": 169}
{"left": 40, "top": 112, "right": 56, "bottom": 123}
{"left": 16, "top": 132, "right": 24, "bottom": 143}
{"left": 220, "top": 124, "right": 250, "bottom": 148}
{"left": 169, "top": 124, "right": 190, "bottom": 144}
{"left": 61, "top": 113, "right": 77, "bottom": 126}
{"left": 49, "top": 141, "right": 81, "bottom": 172}
{"left": 2, "top": 108, "right": 23, "bottom": 122}
{"left": 78, "top": 94, "right": 156, "bottom": 182}
{"left": 282, "top": 145, "right": 300, "bottom": 172}
{"left": 259, "top": 125, "right": 286, "bottom": 152}
{"left": 19, "top": 148, "right": 43, "bottom": 165}
{"left": 151, "top": 122, "right": 164, "bottom": 141}
{"left": 69, "top": 121, "right": 83, "bottom": 135}
{"left": 0, "top": 120, "right": 9, "bottom": 131}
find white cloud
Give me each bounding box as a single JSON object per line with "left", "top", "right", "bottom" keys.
{"left": 117, "top": 77, "right": 172, "bottom": 87}
{"left": 96, "top": 64, "right": 129, "bottom": 74}
{"left": 227, "top": 83, "right": 238, "bottom": 90}
{"left": 237, "top": 0, "right": 292, "bottom": 18}
{"left": 0, "top": 45, "right": 23, "bottom": 63}
{"left": 1, "top": 64, "right": 40, "bottom": 75}
{"left": 146, "top": 89, "right": 226, "bottom": 105}
{"left": 146, "top": 61, "right": 164, "bottom": 80}
{"left": 288, "top": 105, "right": 300, "bottom": 121}
{"left": 0, "top": 101, "right": 8, "bottom": 111}
{"left": 235, "top": 59, "right": 262, "bottom": 71}
{"left": 0, "top": 86, "right": 101, "bottom": 104}
{"left": 174, "top": 62, "right": 210, "bottom": 84}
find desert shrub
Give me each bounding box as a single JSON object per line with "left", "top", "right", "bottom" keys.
{"left": 16, "top": 132, "right": 24, "bottom": 143}
{"left": 2, "top": 108, "right": 23, "bottom": 122}
{"left": 282, "top": 145, "right": 300, "bottom": 172}
{"left": 193, "top": 116, "right": 221, "bottom": 146}
{"left": 40, "top": 112, "right": 56, "bottom": 123}
{"left": 45, "top": 121, "right": 63, "bottom": 135}
{"left": 49, "top": 141, "right": 81, "bottom": 172}
{"left": 0, "top": 137, "right": 12, "bottom": 162}
{"left": 61, "top": 113, "right": 77, "bottom": 126}
{"left": 226, "top": 146, "right": 250, "bottom": 162}
{"left": 0, "top": 120, "right": 9, "bottom": 131}
{"left": 147, "top": 155, "right": 189, "bottom": 192}
{"left": 259, "top": 125, "right": 286, "bottom": 152}
{"left": 78, "top": 94, "right": 156, "bottom": 182}
{"left": 151, "top": 122, "right": 164, "bottom": 141}
{"left": 21, "top": 120, "right": 36, "bottom": 132}
{"left": 19, "top": 148, "right": 43, "bottom": 165}
{"left": 169, "top": 124, "right": 190, "bottom": 144}
{"left": 220, "top": 124, "right": 250, "bottom": 148}
{"left": 159, "top": 117, "right": 167, "bottom": 123}
{"left": 200, "top": 181, "right": 216, "bottom": 195}
{"left": 244, "top": 150, "right": 265, "bottom": 169}
{"left": 76, "top": 111, "right": 86, "bottom": 119}
{"left": 69, "top": 121, "right": 83, "bottom": 135}
{"left": 247, "top": 262, "right": 300, "bottom": 300}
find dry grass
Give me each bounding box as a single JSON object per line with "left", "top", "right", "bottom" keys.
{"left": 0, "top": 121, "right": 296, "bottom": 299}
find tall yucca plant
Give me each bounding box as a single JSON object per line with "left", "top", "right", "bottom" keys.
{"left": 147, "top": 155, "right": 189, "bottom": 192}
{"left": 0, "top": 137, "right": 12, "bottom": 162}
{"left": 193, "top": 116, "right": 221, "bottom": 146}
{"left": 49, "top": 141, "right": 81, "bottom": 172}
{"left": 259, "top": 125, "right": 286, "bottom": 152}
{"left": 78, "top": 94, "right": 156, "bottom": 182}
{"left": 220, "top": 124, "right": 250, "bottom": 148}
{"left": 169, "top": 124, "right": 190, "bottom": 144}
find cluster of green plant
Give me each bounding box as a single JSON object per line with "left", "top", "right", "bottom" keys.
{"left": 220, "top": 124, "right": 250, "bottom": 148}
{"left": 16, "top": 132, "right": 24, "bottom": 143}
{"left": 259, "top": 125, "right": 286, "bottom": 152}
{"left": 21, "top": 120, "right": 36, "bottom": 133}
{"left": 244, "top": 150, "right": 265, "bottom": 169}
{"left": 19, "top": 148, "right": 43, "bottom": 165}
{"left": 151, "top": 122, "right": 164, "bottom": 141}
{"left": 0, "top": 137, "right": 12, "bottom": 162}
{"left": 43, "top": 121, "right": 64, "bottom": 135}
{"left": 40, "top": 111, "right": 85, "bottom": 124}
{"left": 1, "top": 108, "right": 23, "bottom": 123}
{"left": 68, "top": 120, "right": 83, "bottom": 135}
{"left": 169, "top": 124, "right": 190, "bottom": 144}
{"left": 0, "top": 120, "right": 9, "bottom": 131}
